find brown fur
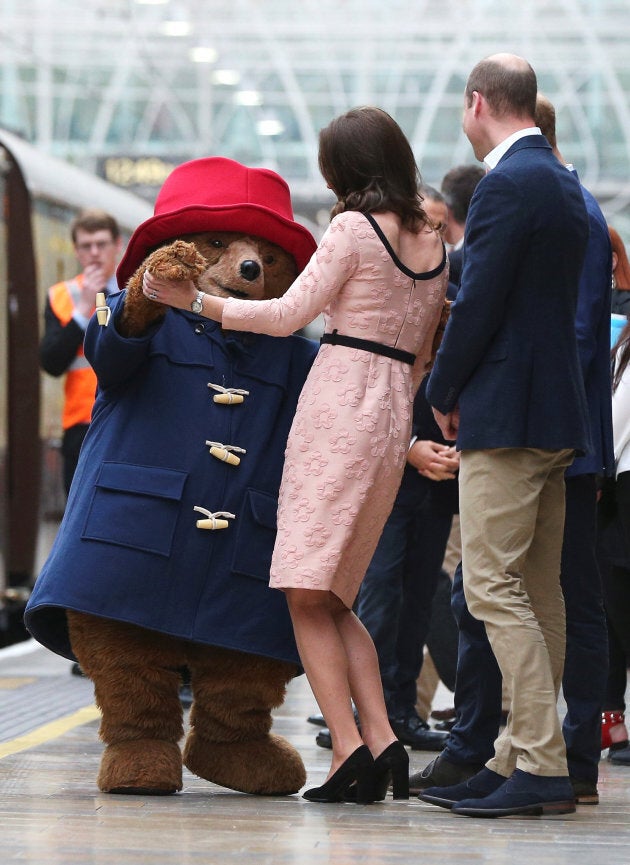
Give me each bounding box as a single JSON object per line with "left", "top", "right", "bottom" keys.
{"left": 67, "top": 610, "right": 305, "bottom": 796}
{"left": 98, "top": 741, "right": 183, "bottom": 795}
{"left": 118, "top": 233, "right": 298, "bottom": 338}
{"left": 183, "top": 646, "right": 306, "bottom": 795}
{"left": 184, "top": 232, "right": 298, "bottom": 301}
{"left": 118, "top": 239, "right": 208, "bottom": 337}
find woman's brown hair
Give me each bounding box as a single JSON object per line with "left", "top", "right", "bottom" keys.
{"left": 318, "top": 107, "right": 430, "bottom": 231}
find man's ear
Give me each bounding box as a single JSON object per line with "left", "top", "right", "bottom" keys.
{"left": 471, "top": 90, "right": 483, "bottom": 118}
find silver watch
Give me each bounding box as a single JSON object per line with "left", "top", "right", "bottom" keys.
{"left": 190, "top": 290, "right": 204, "bottom": 314}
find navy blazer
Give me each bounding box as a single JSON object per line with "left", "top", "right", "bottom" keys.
{"left": 568, "top": 180, "right": 614, "bottom": 478}
{"left": 427, "top": 135, "right": 591, "bottom": 454}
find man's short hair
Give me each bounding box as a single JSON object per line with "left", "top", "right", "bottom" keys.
{"left": 420, "top": 185, "right": 445, "bottom": 205}
{"left": 441, "top": 165, "right": 485, "bottom": 224}
{"left": 70, "top": 209, "right": 120, "bottom": 243}
{"left": 465, "top": 56, "right": 537, "bottom": 120}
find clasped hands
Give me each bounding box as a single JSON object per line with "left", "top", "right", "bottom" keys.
{"left": 408, "top": 438, "right": 459, "bottom": 481}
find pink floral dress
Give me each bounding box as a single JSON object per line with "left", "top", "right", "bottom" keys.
{"left": 221, "top": 210, "right": 448, "bottom": 606}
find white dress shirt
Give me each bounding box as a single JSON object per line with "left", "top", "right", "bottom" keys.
{"left": 483, "top": 127, "right": 542, "bottom": 171}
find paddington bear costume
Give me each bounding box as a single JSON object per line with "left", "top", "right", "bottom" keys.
{"left": 25, "top": 158, "right": 318, "bottom": 797}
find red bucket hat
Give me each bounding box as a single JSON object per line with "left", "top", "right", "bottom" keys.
{"left": 117, "top": 156, "right": 317, "bottom": 287}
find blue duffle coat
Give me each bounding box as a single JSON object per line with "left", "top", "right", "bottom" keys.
{"left": 25, "top": 291, "right": 317, "bottom": 666}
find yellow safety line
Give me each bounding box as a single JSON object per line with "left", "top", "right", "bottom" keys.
{"left": 0, "top": 704, "right": 100, "bottom": 760}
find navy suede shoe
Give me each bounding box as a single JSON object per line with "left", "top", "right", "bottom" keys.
{"left": 418, "top": 767, "right": 506, "bottom": 809}
{"left": 452, "top": 769, "right": 576, "bottom": 818}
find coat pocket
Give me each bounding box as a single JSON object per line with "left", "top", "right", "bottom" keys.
{"left": 231, "top": 488, "right": 278, "bottom": 582}
{"left": 82, "top": 462, "right": 187, "bottom": 557}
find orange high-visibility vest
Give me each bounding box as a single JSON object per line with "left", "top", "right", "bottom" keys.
{"left": 48, "top": 275, "right": 97, "bottom": 429}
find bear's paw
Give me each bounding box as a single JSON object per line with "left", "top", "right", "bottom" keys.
{"left": 118, "top": 240, "right": 208, "bottom": 337}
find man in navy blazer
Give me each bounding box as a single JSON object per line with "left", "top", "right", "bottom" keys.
{"left": 424, "top": 54, "right": 591, "bottom": 818}
{"left": 413, "top": 94, "right": 614, "bottom": 809}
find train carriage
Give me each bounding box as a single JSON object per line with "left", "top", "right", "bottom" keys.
{"left": 0, "top": 128, "right": 152, "bottom": 643}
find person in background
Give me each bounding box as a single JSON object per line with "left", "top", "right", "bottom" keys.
{"left": 600, "top": 316, "right": 630, "bottom": 766}
{"left": 413, "top": 175, "right": 484, "bottom": 730}
{"left": 597, "top": 495, "right": 630, "bottom": 766}
{"left": 425, "top": 54, "right": 591, "bottom": 819}
{"left": 439, "top": 165, "right": 485, "bottom": 289}
{"left": 420, "top": 185, "right": 448, "bottom": 235}
{"left": 421, "top": 186, "right": 459, "bottom": 301}
{"left": 39, "top": 209, "right": 122, "bottom": 681}
{"left": 600, "top": 225, "right": 630, "bottom": 761}
{"left": 355, "top": 370, "right": 457, "bottom": 752}
{"left": 40, "top": 209, "right": 122, "bottom": 495}
{"left": 534, "top": 94, "right": 613, "bottom": 802}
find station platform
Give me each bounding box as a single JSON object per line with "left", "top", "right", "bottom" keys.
{"left": 1, "top": 637, "right": 629, "bottom": 864}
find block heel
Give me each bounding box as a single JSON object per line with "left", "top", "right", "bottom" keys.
{"left": 303, "top": 745, "right": 375, "bottom": 803}
{"left": 345, "top": 740, "right": 409, "bottom": 801}
{"left": 375, "top": 741, "right": 409, "bottom": 800}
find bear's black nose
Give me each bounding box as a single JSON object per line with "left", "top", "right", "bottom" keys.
{"left": 240, "top": 260, "right": 261, "bottom": 281}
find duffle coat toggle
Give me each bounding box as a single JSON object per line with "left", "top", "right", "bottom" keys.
{"left": 206, "top": 440, "right": 246, "bottom": 466}
{"left": 194, "top": 506, "right": 235, "bottom": 531}
{"left": 208, "top": 382, "right": 250, "bottom": 405}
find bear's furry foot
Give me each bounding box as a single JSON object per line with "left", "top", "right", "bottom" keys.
{"left": 98, "top": 739, "right": 183, "bottom": 795}
{"left": 183, "top": 730, "right": 306, "bottom": 795}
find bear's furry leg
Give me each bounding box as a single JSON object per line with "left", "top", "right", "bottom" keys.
{"left": 67, "top": 611, "right": 186, "bottom": 795}
{"left": 183, "top": 645, "right": 306, "bottom": 795}
{"left": 97, "top": 740, "right": 183, "bottom": 796}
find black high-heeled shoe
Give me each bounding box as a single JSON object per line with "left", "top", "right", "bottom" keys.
{"left": 303, "top": 745, "right": 375, "bottom": 803}
{"left": 344, "top": 740, "right": 409, "bottom": 801}
{"left": 372, "top": 740, "right": 409, "bottom": 800}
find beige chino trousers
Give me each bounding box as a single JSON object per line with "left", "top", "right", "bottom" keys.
{"left": 458, "top": 447, "right": 574, "bottom": 778}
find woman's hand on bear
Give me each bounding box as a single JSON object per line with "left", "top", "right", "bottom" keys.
{"left": 143, "top": 270, "right": 195, "bottom": 309}
{"left": 142, "top": 270, "right": 226, "bottom": 323}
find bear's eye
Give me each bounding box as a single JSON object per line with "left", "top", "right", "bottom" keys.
{"left": 263, "top": 254, "right": 275, "bottom": 265}
{"left": 211, "top": 239, "right": 224, "bottom": 248}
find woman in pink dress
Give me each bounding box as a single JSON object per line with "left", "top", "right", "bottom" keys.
{"left": 144, "top": 107, "right": 449, "bottom": 802}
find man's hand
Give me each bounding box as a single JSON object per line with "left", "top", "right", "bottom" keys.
{"left": 76, "top": 263, "right": 108, "bottom": 318}
{"left": 407, "top": 439, "right": 460, "bottom": 481}
{"left": 432, "top": 406, "right": 460, "bottom": 441}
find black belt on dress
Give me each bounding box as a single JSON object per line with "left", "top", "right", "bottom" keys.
{"left": 320, "top": 330, "right": 416, "bottom": 365}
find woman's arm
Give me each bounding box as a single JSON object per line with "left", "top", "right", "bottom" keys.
{"left": 141, "top": 216, "right": 360, "bottom": 337}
